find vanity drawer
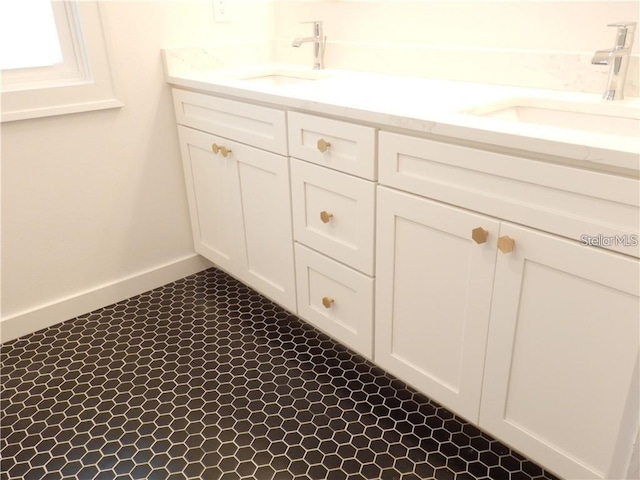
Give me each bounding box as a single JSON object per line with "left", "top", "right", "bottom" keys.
{"left": 288, "top": 111, "right": 376, "bottom": 180}
{"left": 291, "top": 160, "right": 376, "bottom": 275}
{"left": 295, "top": 244, "right": 374, "bottom": 359}
{"left": 172, "top": 88, "right": 287, "bottom": 155}
{"left": 379, "top": 131, "right": 640, "bottom": 258}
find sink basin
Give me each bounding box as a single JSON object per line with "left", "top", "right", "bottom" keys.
{"left": 238, "top": 74, "right": 317, "bottom": 87}
{"left": 468, "top": 98, "right": 640, "bottom": 137}
{"left": 230, "top": 66, "right": 335, "bottom": 88}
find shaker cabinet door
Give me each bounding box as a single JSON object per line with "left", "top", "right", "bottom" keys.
{"left": 177, "top": 125, "right": 297, "bottom": 313}
{"left": 177, "top": 125, "right": 243, "bottom": 275}
{"left": 375, "top": 186, "right": 500, "bottom": 423}
{"left": 481, "top": 223, "right": 640, "bottom": 480}
{"left": 236, "top": 146, "right": 297, "bottom": 312}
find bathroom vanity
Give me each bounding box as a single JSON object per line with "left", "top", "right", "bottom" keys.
{"left": 165, "top": 54, "right": 640, "bottom": 480}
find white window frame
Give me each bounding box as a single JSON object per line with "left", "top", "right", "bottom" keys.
{"left": 1, "top": 1, "right": 123, "bottom": 122}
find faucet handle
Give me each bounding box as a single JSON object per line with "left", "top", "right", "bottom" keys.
{"left": 300, "top": 20, "right": 323, "bottom": 38}
{"left": 607, "top": 22, "right": 637, "bottom": 29}
{"left": 607, "top": 22, "right": 636, "bottom": 49}
{"left": 301, "top": 20, "right": 323, "bottom": 29}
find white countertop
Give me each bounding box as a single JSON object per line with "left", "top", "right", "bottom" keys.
{"left": 164, "top": 60, "right": 640, "bottom": 174}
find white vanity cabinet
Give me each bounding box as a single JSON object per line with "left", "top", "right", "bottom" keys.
{"left": 169, "top": 78, "right": 639, "bottom": 479}
{"left": 288, "top": 112, "right": 377, "bottom": 359}
{"left": 173, "top": 89, "right": 296, "bottom": 312}
{"left": 376, "top": 131, "right": 640, "bottom": 480}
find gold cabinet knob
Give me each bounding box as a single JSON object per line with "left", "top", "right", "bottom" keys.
{"left": 211, "top": 143, "right": 232, "bottom": 157}
{"left": 320, "top": 211, "right": 333, "bottom": 223}
{"left": 317, "top": 138, "right": 332, "bottom": 153}
{"left": 497, "top": 235, "right": 515, "bottom": 253}
{"left": 471, "top": 227, "right": 489, "bottom": 244}
{"left": 322, "top": 297, "right": 334, "bottom": 309}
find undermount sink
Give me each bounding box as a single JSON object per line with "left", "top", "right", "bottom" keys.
{"left": 237, "top": 74, "right": 317, "bottom": 87}
{"left": 230, "top": 66, "right": 335, "bottom": 88}
{"left": 467, "top": 97, "right": 640, "bottom": 137}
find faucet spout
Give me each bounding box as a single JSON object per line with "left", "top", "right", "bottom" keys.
{"left": 292, "top": 37, "right": 318, "bottom": 48}
{"left": 591, "top": 22, "right": 636, "bottom": 100}
{"left": 591, "top": 49, "right": 613, "bottom": 65}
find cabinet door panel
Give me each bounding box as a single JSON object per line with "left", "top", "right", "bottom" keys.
{"left": 481, "top": 223, "right": 640, "bottom": 480}
{"left": 177, "top": 126, "right": 243, "bottom": 274}
{"left": 237, "top": 149, "right": 297, "bottom": 312}
{"left": 375, "top": 187, "right": 500, "bottom": 422}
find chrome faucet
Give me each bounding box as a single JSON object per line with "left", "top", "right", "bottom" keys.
{"left": 591, "top": 22, "right": 636, "bottom": 100}
{"left": 292, "top": 21, "right": 325, "bottom": 70}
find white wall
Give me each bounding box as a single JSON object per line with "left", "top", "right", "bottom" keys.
{"left": 0, "top": 0, "right": 273, "bottom": 342}
{"left": 275, "top": 0, "right": 639, "bottom": 95}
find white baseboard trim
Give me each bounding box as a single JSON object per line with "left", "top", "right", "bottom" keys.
{"left": 0, "top": 254, "right": 213, "bottom": 344}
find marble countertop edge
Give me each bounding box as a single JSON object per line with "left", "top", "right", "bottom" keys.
{"left": 163, "top": 59, "right": 640, "bottom": 175}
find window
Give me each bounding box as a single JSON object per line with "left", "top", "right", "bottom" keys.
{"left": 0, "top": 1, "right": 122, "bottom": 122}
{"left": 0, "top": 0, "right": 62, "bottom": 71}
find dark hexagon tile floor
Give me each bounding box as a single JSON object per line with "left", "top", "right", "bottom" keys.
{"left": 1, "top": 267, "right": 561, "bottom": 480}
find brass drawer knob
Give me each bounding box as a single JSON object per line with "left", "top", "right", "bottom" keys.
{"left": 317, "top": 138, "right": 332, "bottom": 153}
{"left": 322, "top": 297, "right": 335, "bottom": 309}
{"left": 471, "top": 227, "right": 489, "bottom": 244}
{"left": 211, "top": 143, "right": 232, "bottom": 157}
{"left": 320, "top": 211, "right": 333, "bottom": 223}
{"left": 497, "top": 235, "right": 515, "bottom": 253}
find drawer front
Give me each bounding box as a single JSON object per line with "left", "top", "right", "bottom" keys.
{"left": 288, "top": 111, "right": 376, "bottom": 180}
{"left": 172, "top": 88, "right": 287, "bottom": 155}
{"left": 379, "top": 131, "right": 640, "bottom": 258}
{"left": 295, "top": 244, "right": 374, "bottom": 359}
{"left": 291, "top": 160, "right": 376, "bottom": 275}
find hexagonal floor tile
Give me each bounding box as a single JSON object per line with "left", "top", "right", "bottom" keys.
{"left": 1, "top": 268, "right": 560, "bottom": 480}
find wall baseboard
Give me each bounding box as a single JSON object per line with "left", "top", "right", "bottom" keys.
{"left": 0, "top": 254, "right": 213, "bottom": 344}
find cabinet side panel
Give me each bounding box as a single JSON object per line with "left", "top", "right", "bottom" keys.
{"left": 625, "top": 429, "right": 639, "bottom": 480}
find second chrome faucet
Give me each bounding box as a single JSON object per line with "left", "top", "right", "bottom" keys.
{"left": 591, "top": 22, "right": 636, "bottom": 100}
{"left": 292, "top": 21, "right": 325, "bottom": 70}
